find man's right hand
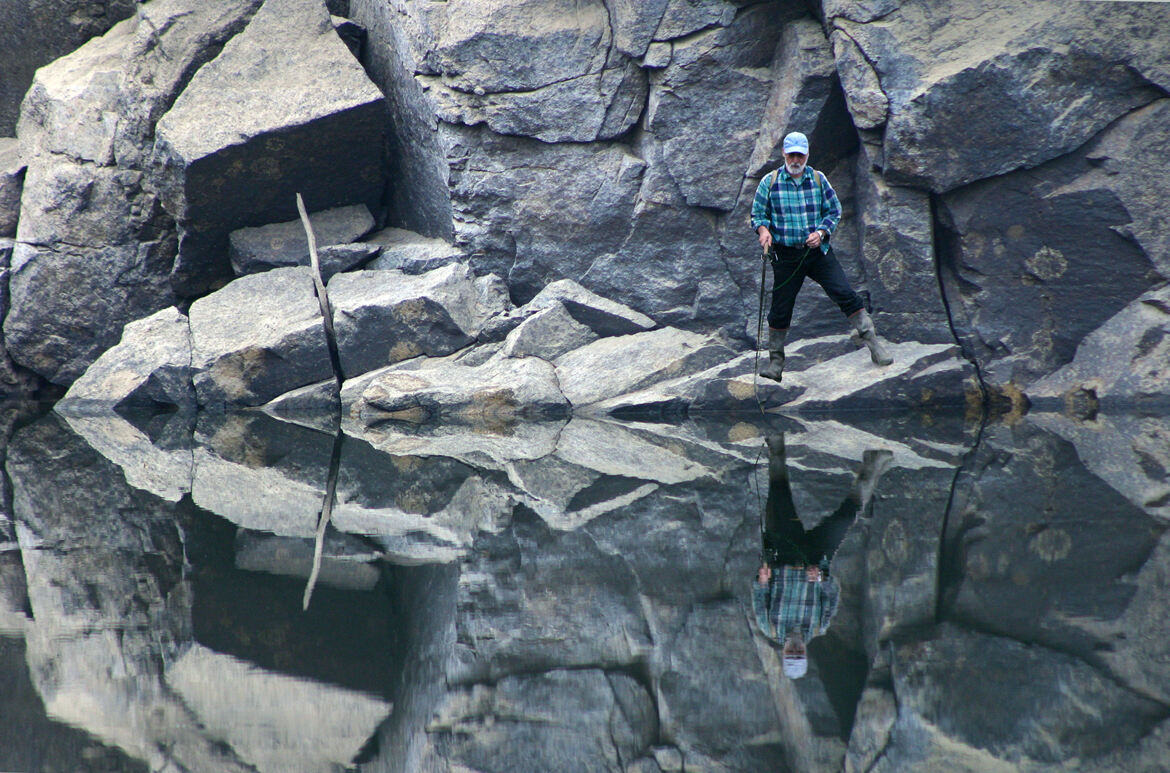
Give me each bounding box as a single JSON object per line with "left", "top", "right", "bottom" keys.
{"left": 757, "top": 227, "right": 773, "bottom": 251}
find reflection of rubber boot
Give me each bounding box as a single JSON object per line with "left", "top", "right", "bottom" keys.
{"left": 765, "top": 433, "right": 788, "bottom": 482}
{"left": 855, "top": 449, "right": 894, "bottom": 509}
{"left": 759, "top": 327, "right": 787, "bottom": 382}
{"left": 850, "top": 309, "right": 893, "bottom": 366}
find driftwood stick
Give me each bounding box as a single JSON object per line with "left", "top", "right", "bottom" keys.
{"left": 296, "top": 193, "right": 342, "bottom": 379}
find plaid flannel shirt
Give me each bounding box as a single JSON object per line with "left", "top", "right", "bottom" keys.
{"left": 751, "top": 564, "right": 839, "bottom": 641}
{"left": 750, "top": 166, "right": 841, "bottom": 254}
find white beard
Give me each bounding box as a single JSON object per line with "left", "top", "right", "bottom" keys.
{"left": 786, "top": 160, "right": 806, "bottom": 177}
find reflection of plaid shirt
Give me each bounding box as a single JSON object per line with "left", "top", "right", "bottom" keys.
{"left": 751, "top": 565, "right": 839, "bottom": 641}
{"left": 750, "top": 167, "right": 841, "bottom": 253}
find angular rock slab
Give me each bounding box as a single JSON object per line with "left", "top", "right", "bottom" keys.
{"left": 229, "top": 204, "right": 375, "bottom": 277}
{"left": 527, "top": 278, "right": 656, "bottom": 337}
{"left": 153, "top": 0, "right": 384, "bottom": 293}
{"left": 328, "top": 264, "right": 509, "bottom": 378}
{"left": 189, "top": 267, "right": 333, "bottom": 407}
{"left": 166, "top": 644, "right": 391, "bottom": 773}
{"left": 7, "top": 1, "right": 262, "bottom": 384}
{"left": 1026, "top": 284, "right": 1170, "bottom": 411}
{"left": 0, "top": 137, "right": 22, "bottom": 236}
{"left": 554, "top": 328, "right": 735, "bottom": 410}
{"left": 364, "top": 227, "right": 462, "bottom": 274}
{"left": 343, "top": 353, "right": 569, "bottom": 426}
{"left": 831, "top": 0, "right": 1170, "bottom": 191}
{"left": 500, "top": 301, "right": 599, "bottom": 361}
{"left": 57, "top": 307, "right": 195, "bottom": 412}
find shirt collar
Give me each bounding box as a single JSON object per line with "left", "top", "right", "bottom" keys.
{"left": 780, "top": 167, "right": 811, "bottom": 184}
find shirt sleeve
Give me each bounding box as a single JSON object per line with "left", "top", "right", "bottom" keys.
{"left": 818, "top": 577, "right": 840, "bottom": 635}
{"left": 750, "top": 175, "right": 772, "bottom": 232}
{"left": 817, "top": 172, "right": 841, "bottom": 235}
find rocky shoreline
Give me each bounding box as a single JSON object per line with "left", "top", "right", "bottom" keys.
{"left": 0, "top": 0, "right": 1166, "bottom": 415}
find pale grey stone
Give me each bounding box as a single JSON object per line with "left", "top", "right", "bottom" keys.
{"left": 344, "top": 352, "right": 569, "bottom": 426}
{"left": 189, "top": 267, "right": 333, "bottom": 408}
{"left": 653, "top": 0, "right": 736, "bottom": 41}
{"left": 528, "top": 278, "right": 656, "bottom": 337}
{"left": 228, "top": 204, "right": 375, "bottom": 277}
{"left": 364, "top": 227, "right": 462, "bottom": 274}
{"left": 234, "top": 530, "right": 381, "bottom": 591}
{"left": 261, "top": 379, "right": 341, "bottom": 435}
{"left": 57, "top": 307, "right": 195, "bottom": 412}
{"left": 6, "top": 0, "right": 262, "bottom": 384}
{"left": 830, "top": 30, "right": 888, "bottom": 130}
{"left": 553, "top": 328, "right": 734, "bottom": 409}
{"left": 153, "top": 0, "right": 384, "bottom": 294}
{"left": 643, "top": 41, "right": 673, "bottom": 68}
{"left": 501, "top": 302, "right": 599, "bottom": 360}
{"left": 0, "top": 138, "right": 22, "bottom": 236}
{"left": 166, "top": 644, "right": 391, "bottom": 773}
{"left": 605, "top": 0, "right": 671, "bottom": 57}
{"left": 328, "top": 264, "right": 508, "bottom": 378}
{"left": 56, "top": 412, "right": 194, "bottom": 503}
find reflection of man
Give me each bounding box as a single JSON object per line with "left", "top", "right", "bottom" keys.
{"left": 752, "top": 435, "right": 891, "bottom": 678}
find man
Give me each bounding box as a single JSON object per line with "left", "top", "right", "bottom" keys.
{"left": 751, "top": 434, "right": 892, "bottom": 679}
{"left": 751, "top": 131, "right": 892, "bottom": 382}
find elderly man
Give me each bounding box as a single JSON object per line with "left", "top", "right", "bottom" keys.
{"left": 751, "top": 131, "right": 892, "bottom": 382}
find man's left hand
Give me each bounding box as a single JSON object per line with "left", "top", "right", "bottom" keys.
{"left": 805, "top": 230, "right": 823, "bottom": 248}
{"left": 805, "top": 566, "right": 822, "bottom": 583}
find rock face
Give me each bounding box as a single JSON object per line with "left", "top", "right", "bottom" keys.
{"left": 0, "top": 0, "right": 137, "bottom": 135}
{"left": 5, "top": 0, "right": 264, "bottom": 385}
{"left": 153, "top": 0, "right": 385, "bottom": 295}
{"left": 229, "top": 204, "right": 375, "bottom": 278}
{"left": 0, "top": 138, "right": 22, "bottom": 236}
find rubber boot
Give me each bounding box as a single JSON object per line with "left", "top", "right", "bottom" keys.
{"left": 759, "top": 327, "right": 787, "bottom": 382}
{"left": 850, "top": 309, "right": 893, "bottom": 366}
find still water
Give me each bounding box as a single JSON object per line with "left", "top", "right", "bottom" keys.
{"left": 1, "top": 404, "right": 1168, "bottom": 772}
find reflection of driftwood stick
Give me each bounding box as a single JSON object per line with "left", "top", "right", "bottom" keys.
{"left": 304, "top": 430, "right": 344, "bottom": 611}
{"left": 296, "top": 193, "right": 342, "bottom": 379}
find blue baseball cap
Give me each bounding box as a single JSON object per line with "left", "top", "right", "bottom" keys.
{"left": 783, "top": 132, "right": 809, "bottom": 155}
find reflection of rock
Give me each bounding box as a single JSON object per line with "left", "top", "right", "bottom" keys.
{"left": 57, "top": 411, "right": 194, "bottom": 503}
{"left": 424, "top": 669, "right": 656, "bottom": 772}
{"left": 1027, "top": 412, "right": 1170, "bottom": 522}
{"left": 153, "top": 0, "right": 384, "bottom": 293}
{"left": 881, "top": 625, "right": 1166, "bottom": 769}
{"left": 234, "top": 529, "right": 381, "bottom": 591}
{"left": 166, "top": 644, "right": 391, "bottom": 773}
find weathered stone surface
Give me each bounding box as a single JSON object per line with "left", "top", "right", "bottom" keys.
{"left": 328, "top": 264, "right": 508, "bottom": 378}
{"left": 364, "top": 227, "right": 462, "bottom": 274}
{"left": 0, "top": 0, "right": 137, "bottom": 135}
{"left": 829, "top": 29, "right": 887, "bottom": 130}
{"left": 153, "top": 0, "right": 384, "bottom": 294}
{"left": 228, "top": 204, "right": 375, "bottom": 278}
{"left": 528, "top": 278, "right": 656, "bottom": 337}
{"left": 166, "top": 644, "right": 391, "bottom": 773}
{"left": 853, "top": 163, "right": 952, "bottom": 345}
{"left": 500, "top": 301, "right": 599, "bottom": 360}
{"left": 605, "top": 0, "right": 671, "bottom": 57}
{"left": 1026, "top": 287, "right": 1170, "bottom": 411}
{"left": 653, "top": 0, "right": 737, "bottom": 41}
{"left": 344, "top": 352, "right": 569, "bottom": 425}
{"left": 830, "top": 0, "right": 1170, "bottom": 192}
{"left": 424, "top": 670, "right": 655, "bottom": 772}
{"left": 554, "top": 328, "right": 734, "bottom": 409}
{"left": 261, "top": 379, "right": 341, "bottom": 434}
{"left": 7, "top": 0, "right": 263, "bottom": 385}
{"left": 57, "top": 307, "right": 194, "bottom": 412}
{"left": 937, "top": 101, "right": 1168, "bottom": 391}
{"left": 746, "top": 18, "right": 843, "bottom": 177}
{"left": 645, "top": 7, "right": 783, "bottom": 210}
{"left": 0, "top": 138, "right": 22, "bottom": 236}
{"left": 189, "top": 267, "right": 333, "bottom": 407}
{"left": 881, "top": 626, "right": 1166, "bottom": 769}
{"left": 1028, "top": 412, "right": 1170, "bottom": 524}
{"left": 234, "top": 529, "right": 382, "bottom": 590}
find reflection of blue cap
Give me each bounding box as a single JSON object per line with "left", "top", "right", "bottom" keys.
{"left": 783, "top": 655, "right": 808, "bottom": 679}
{"left": 783, "top": 132, "right": 809, "bottom": 155}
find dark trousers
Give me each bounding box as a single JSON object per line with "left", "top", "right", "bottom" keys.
{"left": 763, "top": 454, "right": 860, "bottom": 567}
{"left": 767, "top": 245, "right": 864, "bottom": 329}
